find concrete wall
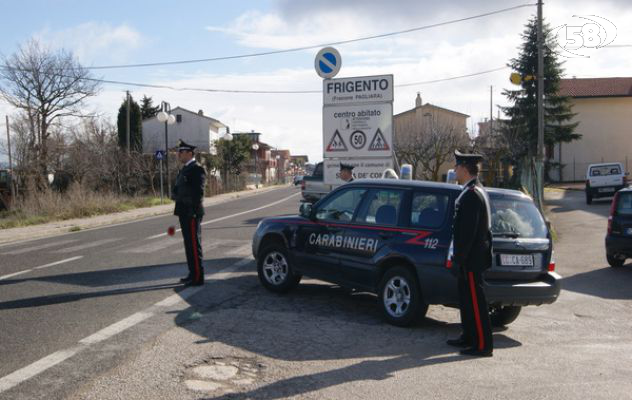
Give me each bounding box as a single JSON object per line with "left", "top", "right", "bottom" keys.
{"left": 552, "top": 97, "right": 632, "bottom": 182}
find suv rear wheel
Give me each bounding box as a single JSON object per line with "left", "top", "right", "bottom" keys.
{"left": 257, "top": 244, "right": 301, "bottom": 293}
{"left": 378, "top": 266, "right": 427, "bottom": 327}
{"left": 490, "top": 305, "right": 521, "bottom": 327}
{"left": 607, "top": 254, "right": 625, "bottom": 268}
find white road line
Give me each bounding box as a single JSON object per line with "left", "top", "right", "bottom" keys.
{"left": 1, "top": 239, "right": 78, "bottom": 255}
{"left": 79, "top": 312, "right": 153, "bottom": 345}
{"left": 0, "top": 345, "right": 84, "bottom": 393}
{"left": 0, "top": 256, "right": 83, "bottom": 281}
{"left": 33, "top": 256, "right": 83, "bottom": 270}
{"left": 0, "top": 255, "right": 254, "bottom": 394}
{"left": 52, "top": 238, "right": 120, "bottom": 253}
{"left": 0, "top": 269, "right": 33, "bottom": 281}
{"left": 147, "top": 192, "right": 300, "bottom": 240}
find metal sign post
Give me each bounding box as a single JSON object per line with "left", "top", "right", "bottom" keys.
{"left": 155, "top": 150, "right": 165, "bottom": 204}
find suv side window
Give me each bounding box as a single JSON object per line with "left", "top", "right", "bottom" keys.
{"left": 315, "top": 188, "right": 366, "bottom": 222}
{"left": 410, "top": 191, "right": 449, "bottom": 229}
{"left": 358, "top": 189, "right": 404, "bottom": 226}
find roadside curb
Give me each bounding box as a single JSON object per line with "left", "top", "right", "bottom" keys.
{"left": 0, "top": 185, "right": 289, "bottom": 246}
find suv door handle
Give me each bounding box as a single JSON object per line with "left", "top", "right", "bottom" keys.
{"left": 379, "top": 232, "right": 394, "bottom": 239}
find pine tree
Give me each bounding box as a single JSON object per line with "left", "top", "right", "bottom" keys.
{"left": 501, "top": 16, "right": 580, "bottom": 163}
{"left": 140, "top": 95, "right": 160, "bottom": 120}
{"left": 116, "top": 95, "right": 143, "bottom": 152}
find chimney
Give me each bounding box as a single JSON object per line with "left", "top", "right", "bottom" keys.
{"left": 415, "top": 92, "right": 422, "bottom": 108}
{"left": 198, "top": 110, "right": 204, "bottom": 116}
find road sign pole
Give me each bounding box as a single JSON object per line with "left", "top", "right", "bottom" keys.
{"left": 159, "top": 157, "right": 164, "bottom": 205}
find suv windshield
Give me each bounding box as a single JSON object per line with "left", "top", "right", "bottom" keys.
{"left": 490, "top": 196, "right": 548, "bottom": 239}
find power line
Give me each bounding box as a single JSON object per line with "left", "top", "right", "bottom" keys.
{"left": 54, "top": 66, "right": 509, "bottom": 94}
{"left": 85, "top": 3, "right": 535, "bottom": 70}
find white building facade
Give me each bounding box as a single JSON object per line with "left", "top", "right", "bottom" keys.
{"left": 142, "top": 107, "right": 227, "bottom": 154}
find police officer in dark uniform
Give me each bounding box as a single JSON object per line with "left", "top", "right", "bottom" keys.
{"left": 446, "top": 150, "right": 494, "bottom": 357}
{"left": 172, "top": 139, "right": 207, "bottom": 286}
{"left": 340, "top": 163, "right": 355, "bottom": 183}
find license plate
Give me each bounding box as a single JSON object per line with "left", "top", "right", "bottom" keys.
{"left": 599, "top": 187, "right": 615, "bottom": 193}
{"left": 500, "top": 254, "right": 534, "bottom": 267}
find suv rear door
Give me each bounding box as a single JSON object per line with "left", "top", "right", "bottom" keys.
{"left": 337, "top": 187, "right": 407, "bottom": 289}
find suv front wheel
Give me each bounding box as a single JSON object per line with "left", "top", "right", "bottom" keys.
{"left": 257, "top": 244, "right": 302, "bottom": 293}
{"left": 378, "top": 266, "right": 427, "bottom": 327}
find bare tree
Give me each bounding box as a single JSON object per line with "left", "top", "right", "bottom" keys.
{"left": 0, "top": 39, "right": 100, "bottom": 181}
{"left": 395, "top": 116, "right": 468, "bottom": 181}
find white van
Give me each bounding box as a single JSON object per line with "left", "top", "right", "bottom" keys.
{"left": 585, "top": 162, "right": 628, "bottom": 204}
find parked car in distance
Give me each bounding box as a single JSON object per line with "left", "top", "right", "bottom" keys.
{"left": 293, "top": 175, "right": 304, "bottom": 186}
{"left": 301, "top": 162, "right": 334, "bottom": 203}
{"left": 585, "top": 162, "right": 628, "bottom": 204}
{"left": 605, "top": 187, "right": 632, "bottom": 267}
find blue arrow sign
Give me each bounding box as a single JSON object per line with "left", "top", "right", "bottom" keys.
{"left": 155, "top": 150, "right": 165, "bottom": 160}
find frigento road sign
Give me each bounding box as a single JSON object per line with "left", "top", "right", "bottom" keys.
{"left": 323, "top": 75, "right": 393, "bottom": 106}
{"left": 324, "top": 157, "right": 394, "bottom": 185}
{"left": 323, "top": 102, "right": 393, "bottom": 158}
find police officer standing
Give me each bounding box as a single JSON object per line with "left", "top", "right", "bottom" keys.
{"left": 446, "top": 150, "right": 494, "bottom": 357}
{"left": 339, "top": 163, "right": 354, "bottom": 183}
{"left": 172, "top": 140, "right": 207, "bottom": 286}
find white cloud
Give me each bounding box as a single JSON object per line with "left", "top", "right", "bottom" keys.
{"left": 34, "top": 22, "right": 144, "bottom": 65}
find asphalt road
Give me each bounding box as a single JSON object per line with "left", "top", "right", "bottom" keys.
{"left": 0, "top": 186, "right": 301, "bottom": 399}
{"left": 3, "top": 187, "right": 632, "bottom": 400}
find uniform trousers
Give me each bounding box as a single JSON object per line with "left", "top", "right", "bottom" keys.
{"left": 179, "top": 215, "right": 204, "bottom": 282}
{"left": 457, "top": 269, "right": 493, "bottom": 351}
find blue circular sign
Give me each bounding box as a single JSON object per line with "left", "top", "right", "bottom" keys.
{"left": 315, "top": 47, "right": 341, "bottom": 79}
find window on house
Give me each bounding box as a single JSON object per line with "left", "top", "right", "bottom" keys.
{"left": 176, "top": 114, "right": 182, "bottom": 123}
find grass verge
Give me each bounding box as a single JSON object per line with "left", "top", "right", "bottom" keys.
{"left": 0, "top": 184, "right": 172, "bottom": 230}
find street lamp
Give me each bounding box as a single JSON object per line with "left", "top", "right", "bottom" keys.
{"left": 157, "top": 102, "right": 176, "bottom": 193}
{"left": 252, "top": 143, "right": 259, "bottom": 189}
{"left": 222, "top": 132, "right": 233, "bottom": 191}
{"left": 275, "top": 155, "right": 281, "bottom": 185}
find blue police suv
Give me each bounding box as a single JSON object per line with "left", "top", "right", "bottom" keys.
{"left": 252, "top": 180, "right": 560, "bottom": 327}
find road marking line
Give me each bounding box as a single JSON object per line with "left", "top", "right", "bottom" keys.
{"left": 0, "top": 345, "right": 84, "bottom": 393}
{"left": 0, "top": 269, "right": 33, "bottom": 281}
{"left": 34, "top": 256, "right": 84, "bottom": 270}
{"left": 226, "top": 243, "right": 253, "bottom": 257}
{"left": 147, "top": 192, "right": 300, "bottom": 240}
{"left": 1, "top": 239, "right": 78, "bottom": 255}
{"left": 79, "top": 312, "right": 154, "bottom": 345}
{"left": 52, "top": 238, "right": 120, "bottom": 253}
{"left": 0, "top": 255, "right": 254, "bottom": 394}
{"left": 0, "top": 256, "right": 83, "bottom": 281}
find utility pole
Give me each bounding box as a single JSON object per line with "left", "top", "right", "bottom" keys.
{"left": 490, "top": 86, "right": 494, "bottom": 185}
{"left": 536, "top": 0, "right": 545, "bottom": 208}
{"left": 5, "top": 115, "right": 14, "bottom": 199}
{"left": 126, "top": 91, "right": 131, "bottom": 155}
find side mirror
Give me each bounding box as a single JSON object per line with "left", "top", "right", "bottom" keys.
{"left": 299, "top": 202, "right": 313, "bottom": 219}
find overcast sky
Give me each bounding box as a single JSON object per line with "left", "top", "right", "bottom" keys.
{"left": 1, "top": 0, "right": 631, "bottom": 164}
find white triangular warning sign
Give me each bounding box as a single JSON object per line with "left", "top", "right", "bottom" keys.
{"left": 368, "top": 129, "right": 390, "bottom": 151}
{"left": 326, "top": 130, "right": 348, "bottom": 152}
